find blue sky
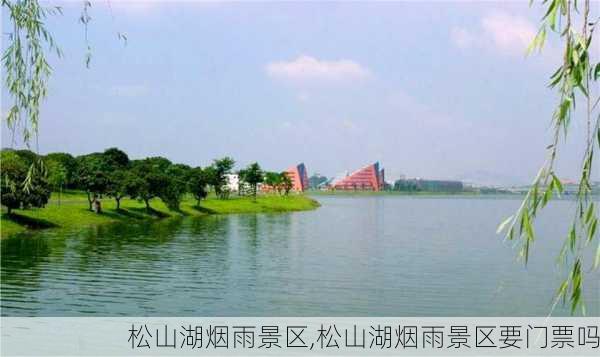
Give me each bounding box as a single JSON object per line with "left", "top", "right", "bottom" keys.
{"left": 2, "top": 1, "right": 597, "bottom": 185}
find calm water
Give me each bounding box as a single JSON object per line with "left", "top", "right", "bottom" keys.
{"left": 1, "top": 196, "right": 598, "bottom": 316}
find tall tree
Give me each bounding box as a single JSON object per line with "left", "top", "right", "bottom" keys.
{"left": 280, "top": 172, "right": 293, "bottom": 196}
{"left": 45, "top": 152, "right": 77, "bottom": 188}
{"left": 240, "top": 163, "right": 264, "bottom": 201}
{"left": 264, "top": 171, "right": 283, "bottom": 194}
{"left": 75, "top": 153, "right": 109, "bottom": 211}
{"left": 208, "top": 157, "right": 235, "bottom": 199}
{"left": 45, "top": 159, "right": 67, "bottom": 205}
{"left": 106, "top": 170, "right": 130, "bottom": 210}
{"left": 127, "top": 158, "right": 176, "bottom": 211}
{"left": 188, "top": 167, "right": 209, "bottom": 207}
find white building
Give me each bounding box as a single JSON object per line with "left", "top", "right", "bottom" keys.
{"left": 225, "top": 174, "right": 240, "bottom": 192}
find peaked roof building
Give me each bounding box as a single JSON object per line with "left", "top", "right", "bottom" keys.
{"left": 286, "top": 162, "right": 309, "bottom": 192}
{"left": 330, "top": 162, "right": 385, "bottom": 191}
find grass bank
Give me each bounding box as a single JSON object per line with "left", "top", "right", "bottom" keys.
{"left": 0, "top": 191, "right": 320, "bottom": 239}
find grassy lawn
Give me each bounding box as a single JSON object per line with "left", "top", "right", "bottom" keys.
{"left": 0, "top": 191, "right": 320, "bottom": 239}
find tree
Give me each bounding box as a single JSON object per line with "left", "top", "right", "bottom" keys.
{"left": 103, "top": 147, "right": 129, "bottom": 169}
{"left": 1, "top": 151, "right": 29, "bottom": 214}
{"left": 45, "top": 152, "right": 77, "bottom": 188}
{"left": 1, "top": 150, "right": 50, "bottom": 214}
{"left": 106, "top": 170, "right": 130, "bottom": 210}
{"left": 207, "top": 157, "right": 235, "bottom": 199}
{"left": 127, "top": 158, "right": 175, "bottom": 211}
{"left": 75, "top": 153, "right": 109, "bottom": 211}
{"left": 188, "top": 167, "right": 209, "bottom": 207}
{"left": 280, "top": 172, "right": 293, "bottom": 195}
{"left": 45, "top": 159, "right": 67, "bottom": 205}
{"left": 264, "top": 171, "right": 283, "bottom": 194}
{"left": 239, "top": 163, "right": 263, "bottom": 201}
{"left": 498, "top": 0, "right": 600, "bottom": 314}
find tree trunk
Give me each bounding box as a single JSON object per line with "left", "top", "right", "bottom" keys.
{"left": 87, "top": 191, "right": 93, "bottom": 211}
{"left": 7, "top": 206, "right": 12, "bottom": 215}
{"left": 115, "top": 197, "right": 121, "bottom": 210}
{"left": 144, "top": 198, "right": 150, "bottom": 210}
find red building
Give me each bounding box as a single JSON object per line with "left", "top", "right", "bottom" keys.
{"left": 262, "top": 163, "right": 309, "bottom": 193}
{"left": 286, "top": 162, "right": 309, "bottom": 192}
{"left": 330, "top": 162, "right": 385, "bottom": 191}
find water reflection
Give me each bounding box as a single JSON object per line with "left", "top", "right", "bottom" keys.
{"left": 1, "top": 197, "right": 599, "bottom": 316}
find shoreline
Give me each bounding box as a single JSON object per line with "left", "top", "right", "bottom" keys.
{"left": 0, "top": 192, "right": 320, "bottom": 239}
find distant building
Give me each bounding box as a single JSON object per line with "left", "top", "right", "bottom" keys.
{"left": 225, "top": 174, "right": 241, "bottom": 192}
{"left": 393, "top": 178, "right": 463, "bottom": 193}
{"left": 286, "top": 163, "right": 309, "bottom": 192}
{"left": 308, "top": 173, "right": 328, "bottom": 190}
{"left": 262, "top": 163, "right": 309, "bottom": 193}
{"left": 329, "top": 162, "right": 385, "bottom": 191}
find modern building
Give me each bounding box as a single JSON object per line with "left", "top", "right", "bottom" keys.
{"left": 393, "top": 178, "right": 463, "bottom": 192}
{"left": 286, "top": 162, "right": 309, "bottom": 192}
{"left": 262, "top": 163, "right": 309, "bottom": 193}
{"left": 329, "top": 162, "right": 385, "bottom": 191}
{"left": 225, "top": 174, "right": 241, "bottom": 192}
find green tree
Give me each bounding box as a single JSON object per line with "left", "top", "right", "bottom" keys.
{"left": 1, "top": 151, "right": 30, "bottom": 214}
{"left": 75, "top": 153, "right": 109, "bottom": 210}
{"left": 103, "top": 147, "right": 130, "bottom": 169}
{"left": 239, "top": 162, "right": 263, "bottom": 201}
{"left": 280, "top": 172, "right": 293, "bottom": 195}
{"left": 1, "top": 150, "right": 50, "bottom": 214}
{"left": 208, "top": 157, "right": 235, "bottom": 199}
{"left": 106, "top": 170, "right": 131, "bottom": 210}
{"left": 127, "top": 158, "right": 175, "bottom": 211}
{"left": 45, "top": 152, "right": 77, "bottom": 188}
{"left": 264, "top": 171, "right": 283, "bottom": 194}
{"left": 188, "top": 167, "right": 209, "bottom": 207}
{"left": 45, "top": 159, "right": 67, "bottom": 205}
{"left": 499, "top": 0, "right": 600, "bottom": 314}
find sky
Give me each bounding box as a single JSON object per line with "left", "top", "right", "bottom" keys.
{"left": 1, "top": 0, "right": 599, "bottom": 185}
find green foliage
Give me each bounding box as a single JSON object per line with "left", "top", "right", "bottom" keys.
{"left": 499, "top": 0, "right": 599, "bottom": 315}
{"left": 262, "top": 171, "right": 282, "bottom": 194}
{"left": 207, "top": 157, "right": 235, "bottom": 199}
{"left": 126, "top": 157, "right": 185, "bottom": 211}
{"left": 105, "top": 170, "right": 132, "bottom": 209}
{"left": 188, "top": 167, "right": 209, "bottom": 206}
{"left": 1, "top": 150, "right": 50, "bottom": 214}
{"left": 45, "top": 159, "right": 66, "bottom": 190}
{"left": 102, "top": 147, "right": 129, "bottom": 169}
{"left": 44, "top": 152, "right": 77, "bottom": 187}
{"left": 239, "top": 162, "right": 264, "bottom": 200}
{"left": 2, "top": 0, "right": 62, "bottom": 145}
{"left": 280, "top": 171, "right": 293, "bottom": 195}
{"left": 75, "top": 153, "right": 109, "bottom": 209}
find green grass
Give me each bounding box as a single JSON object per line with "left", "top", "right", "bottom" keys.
{"left": 0, "top": 191, "right": 320, "bottom": 239}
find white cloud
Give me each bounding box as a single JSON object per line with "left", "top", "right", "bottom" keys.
{"left": 481, "top": 12, "right": 536, "bottom": 54}
{"left": 265, "top": 55, "right": 371, "bottom": 84}
{"left": 451, "top": 11, "right": 537, "bottom": 56}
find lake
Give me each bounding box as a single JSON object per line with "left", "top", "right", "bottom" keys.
{"left": 1, "top": 196, "right": 598, "bottom": 316}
